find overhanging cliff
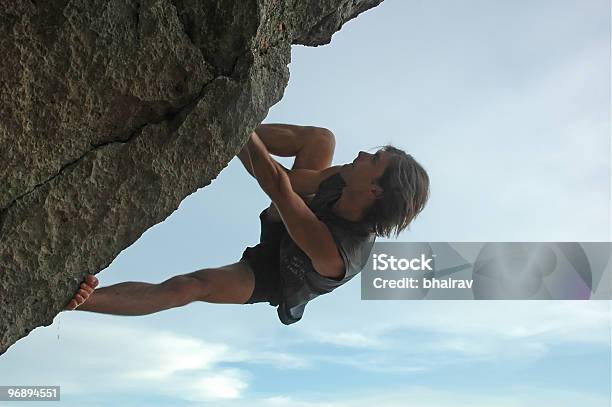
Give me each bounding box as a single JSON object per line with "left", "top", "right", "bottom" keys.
{"left": 0, "top": 0, "right": 383, "bottom": 355}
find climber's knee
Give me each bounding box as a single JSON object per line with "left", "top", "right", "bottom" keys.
{"left": 159, "top": 274, "right": 209, "bottom": 307}
{"left": 183, "top": 262, "right": 255, "bottom": 304}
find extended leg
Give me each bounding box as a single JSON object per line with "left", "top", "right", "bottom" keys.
{"left": 67, "top": 261, "right": 255, "bottom": 316}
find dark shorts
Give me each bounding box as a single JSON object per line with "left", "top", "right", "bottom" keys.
{"left": 241, "top": 208, "right": 284, "bottom": 306}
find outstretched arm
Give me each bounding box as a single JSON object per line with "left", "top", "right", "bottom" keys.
{"left": 244, "top": 131, "right": 345, "bottom": 280}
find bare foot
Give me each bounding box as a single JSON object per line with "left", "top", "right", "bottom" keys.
{"left": 64, "top": 275, "right": 99, "bottom": 310}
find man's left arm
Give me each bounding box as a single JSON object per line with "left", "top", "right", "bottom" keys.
{"left": 244, "top": 131, "right": 345, "bottom": 280}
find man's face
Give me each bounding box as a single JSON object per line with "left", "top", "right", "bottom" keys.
{"left": 341, "top": 149, "right": 392, "bottom": 199}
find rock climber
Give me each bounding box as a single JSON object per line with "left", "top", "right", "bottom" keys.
{"left": 63, "top": 124, "right": 429, "bottom": 324}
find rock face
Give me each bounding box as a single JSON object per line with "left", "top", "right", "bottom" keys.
{"left": 0, "top": 0, "right": 383, "bottom": 355}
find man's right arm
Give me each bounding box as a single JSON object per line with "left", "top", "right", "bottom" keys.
{"left": 239, "top": 144, "right": 341, "bottom": 196}
{"left": 251, "top": 123, "right": 332, "bottom": 157}
{"left": 237, "top": 123, "right": 339, "bottom": 196}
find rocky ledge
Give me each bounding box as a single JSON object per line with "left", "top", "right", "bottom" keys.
{"left": 0, "top": 0, "right": 383, "bottom": 355}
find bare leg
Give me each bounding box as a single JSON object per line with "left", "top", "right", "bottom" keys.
{"left": 64, "top": 261, "right": 255, "bottom": 316}
{"left": 76, "top": 280, "right": 182, "bottom": 315}
{"left": 65, "top": 127, "right": 335, "bottom": 315}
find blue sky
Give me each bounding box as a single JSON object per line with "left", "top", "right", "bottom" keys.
{"left": 1, "top": 0, "right": 610, "bottom": 405}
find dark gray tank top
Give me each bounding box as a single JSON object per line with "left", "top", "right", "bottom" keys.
{"left": 276, "top": 171, "right": 376, "bottom": 325}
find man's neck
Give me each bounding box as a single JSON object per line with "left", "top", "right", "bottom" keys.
{"left": 331, "top": 189, "right": 368, "bottom": 222}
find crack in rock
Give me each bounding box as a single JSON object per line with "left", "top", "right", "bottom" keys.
{"left": 0, "top": 0, "right": 384, "bottom": 356}
{"left": 0, "top": 75, "right": 218, "bottom": 216}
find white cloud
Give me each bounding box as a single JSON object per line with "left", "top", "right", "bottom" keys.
{"left": 295, "top": 295, "right": 611, "bottom": 368}
{"left": 0, "top": 314, "right": 309, "bottom": 403}
{"left": 207, "top": 384, "right": 609, "bottom": 407}
{"left": 400, "top": 301, "right": 611, "bottom": 345}
{"left": 305, "top": 330, "right": 385, "bottom": 349}
{"left": 262, "top": 395, "right": 345, "bottom": 407}
{"left": 6, "top": 300, "right": 606, "bottom": 404}
{"left": 178, "top": 370, "right": 248, "bottom": 401}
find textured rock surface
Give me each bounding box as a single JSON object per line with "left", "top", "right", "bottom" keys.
{"left": 0, "top": 0, "right": 383, "bottom": 354}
